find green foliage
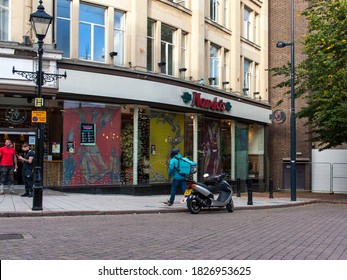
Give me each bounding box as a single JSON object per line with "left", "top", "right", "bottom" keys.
{"left": 270, "top": 0, "right": 347, "bottom": 150}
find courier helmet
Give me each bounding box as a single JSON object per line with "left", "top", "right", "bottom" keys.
{"left": 170, "top": 148, "right": 180, "bottom": 158}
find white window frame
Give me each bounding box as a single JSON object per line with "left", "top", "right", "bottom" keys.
{"left": 160, "top": 24, "right": 176, "bottom": 76}
{"left": 0, "top": 0, "right": 10, "bottom": 41}
{"left": 210, "top": 0, "right": 219, "bottom": 22}
{"left": 181, "top": 31, "right": 187, "bottom": 69}
{"left": 79, "top": 3, "right": 106, "bottom": 62}
{"left": 56, "top": 0, "right": 71, "bottom": 58}
{"left": 114, "top": 10, "right": 125, "bottom": 66}
{"left": 243, "top": 59, "right": 252, "bottom": 97}
{"left": 210, "top": 45, "right": 220, "bottom": 86}
{"left": 243, "top": 7, "right": 251, "bottom": 41}
{"left": 147, "top": 19, "right": 155, "bottom": 72}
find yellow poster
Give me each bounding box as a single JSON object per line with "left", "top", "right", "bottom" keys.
{"left": 149, "top": 112, "right": 185, "bottom": 183}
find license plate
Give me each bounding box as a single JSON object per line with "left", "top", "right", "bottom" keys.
{"left": 184, "top": 189, "right": 192, "bottom": 196}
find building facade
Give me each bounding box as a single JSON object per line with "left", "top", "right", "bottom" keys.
{"left": 269, "top": 0, "right": 347, "bottom": 194}
{"left": 0, "top": 0, "right": 271, "bottom": 193}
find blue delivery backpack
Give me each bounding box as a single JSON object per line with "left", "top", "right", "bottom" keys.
{"left": 175, "top": 156, "right": 197, "bottom": 176}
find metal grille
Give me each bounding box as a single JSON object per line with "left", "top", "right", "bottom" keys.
{"left": 0, "top": 233, "right": 24, "bottom": 240}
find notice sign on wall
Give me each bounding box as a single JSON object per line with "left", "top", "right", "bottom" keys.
{"left": 81, "top": 123, "right": 96, "bottom": 146}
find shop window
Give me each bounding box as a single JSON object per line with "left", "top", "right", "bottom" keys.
{"left": 79, "top": 3, "right": 105, "bottom": 62}
{"left": 62, "top": 101, "right": 121, "bottom": 187}
{"left": 114, "top": 10, "right": 125, "bottom": 66}
{"left": 235, "top": 124, "right": 248, "bottom": 180}
{"left": 149, "top": 111, "right": 185, "bottom": 183}
{"left": 57, "top": 0, "right": 71, "bottom": 58}
{"left": 197, "top": 117, "right": 224, "bottom": 180}
{"left": 0, "top": 0, "right": 9, "bottom": 41}
{"left": 248, "top": 124, "right": 264, "bottom": 183}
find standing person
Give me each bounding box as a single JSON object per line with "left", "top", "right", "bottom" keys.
{"left": 0, "top": 139, "right": 18, "bottom": 195}
{"left": 18, "top": 143, "right": 35, "bottom": 197}
{"left": 164, "top": 148, "right": 186, "bottom": 206}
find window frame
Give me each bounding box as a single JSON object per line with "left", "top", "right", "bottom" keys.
{"left": 210, "top": 44, "right": 220, "bottom": 87}
{"left": 210, "top": 0, "right": 219, "bottom": 22}
{"left": 160, "top": 24, "right": 176, "bottom": 76}
{"left": 79, "top": 3, "right": 106, "bottom": 62}
{"left": 243, "top": 59, "right": 252, "bottom": 97}
{"left": 114, "top": 10, "right": 125, "bottom": 66}
{"left": 56, "top": 0, "right": 71, "bottom": 58}
{"left": 0, "top": 0, "right": 10, "bottom": 41}
{"left": 147, "top": 19, "right": 155, "bottom": 72}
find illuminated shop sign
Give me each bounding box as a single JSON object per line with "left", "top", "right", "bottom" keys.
{"left": 181, "top": 91, "right": 232, "bottom": 112}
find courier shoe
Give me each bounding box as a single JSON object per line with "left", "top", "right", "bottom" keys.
{"left": 164, "top": 200, "right": 172, "bottom": 206}
{"left": 21, "top": 192, "right": 30, "bottom": 197}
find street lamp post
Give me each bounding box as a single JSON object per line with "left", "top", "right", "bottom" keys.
{"left": 13, "top": 1, "right": 66, "bottom": 210}
{"left": 30, "top": 0, "right": 53, "bottom": 210}
{"left": 276, "top": 0, "right": 296, "bottom": 201}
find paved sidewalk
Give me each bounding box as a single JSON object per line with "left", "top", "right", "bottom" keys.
{"left": 2, "top": 185, "right": 344, "bottom": 217}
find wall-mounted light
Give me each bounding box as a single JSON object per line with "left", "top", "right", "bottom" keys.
{"left": 208, "top": 77, "right": 216, "bottom": 85}
{"left": 222, "top": 81, "right": 229, "bottom": 90}
{"left": 109, "top": 51, "right": 118, "bottom": 58}
{"left": 179, "top": 67, "right": 187, "bottom": 79}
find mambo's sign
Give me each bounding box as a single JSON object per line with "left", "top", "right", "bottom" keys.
{"left": 181, "top": 92, "right": 232, "bottom": 112}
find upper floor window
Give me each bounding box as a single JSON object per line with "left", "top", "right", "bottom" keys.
{"left": 0, "top": 0, "right": 9, "bottom": 41}
{"left": 147, "top": 19, "right": 155, "bottom": 71}
{"left": 160, "top": 24, "right": 176, "bottom": 75}
{"left": 210, "top": 45, "right": 220, "bottom": 86}
{"left": 79, "top": 3, "right": 105, "bottom": 62}
{"left": 57, "top": 0, "right": 71, "bottom": 58}
{"left": 210, "top": 0, "right": 219, "bottom": 22}
{"left": 169, "top": 0, "right": 186, "bottom": 7}
{"left": 181, "top": 31, "right": 187, "bottom": 69}
{"left": 243, "top": 8, "right": 251, "bottom": 40}
{"left": 243, "top": 59, "right": 251, "bottom": 97}
{"left": 114, "top": 10, "right": 125, "bottom": 66}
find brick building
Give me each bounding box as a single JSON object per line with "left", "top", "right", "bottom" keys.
{"left": 268, "top": 0, "right": 311, "bottom": 191}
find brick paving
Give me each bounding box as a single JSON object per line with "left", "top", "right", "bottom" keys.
{"left": 0, "top": 203, "right": 346, "bottom": 260}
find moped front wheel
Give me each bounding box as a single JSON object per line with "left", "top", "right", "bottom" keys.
{"left": 226, "top": 199, "right": 234, "bottom": 212}
{"left": 187, "top": 197, "right": 202, "bottom": 214}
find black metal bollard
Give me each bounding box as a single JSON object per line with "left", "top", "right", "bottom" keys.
{"left": 236, "top": 178, "right": 241, "bottom": 197}
{"left": 247, "top": 179, "right": 253, "bottom": 205}
{"left": 269, "top": 177, "right": 274, "bottom": 198}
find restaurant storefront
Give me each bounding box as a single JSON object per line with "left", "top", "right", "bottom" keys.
{"left": 0, "top": 63, "right": 271, "bottom": 193}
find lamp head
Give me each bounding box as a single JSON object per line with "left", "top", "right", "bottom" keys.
{"left": 30, "top": 0, "right": 53, "bottom": 39}
{"left": 276, "top": 41, "right": 292, "bottom": 48}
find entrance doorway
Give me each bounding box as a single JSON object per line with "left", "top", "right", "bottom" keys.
{"left": 0, "top": 128, "right": 36, "bottom": 184}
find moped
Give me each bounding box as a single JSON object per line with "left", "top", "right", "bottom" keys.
{"left": 184, "top": 174, "right": 234, "bottom": 214}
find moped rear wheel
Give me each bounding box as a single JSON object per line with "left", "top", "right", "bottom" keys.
{"left": 226, "top": 199, "right": 234, "bottom": 212}
{"left": 187, "top": 197, "right": 202, "bottom": 214}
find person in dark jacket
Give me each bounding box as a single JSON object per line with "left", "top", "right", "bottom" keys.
{"left": 164, "top": 148, "right": 187, "bottom": 206}
{"left": 18, "top": 143, "right": 35, "bottom": 197}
